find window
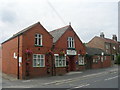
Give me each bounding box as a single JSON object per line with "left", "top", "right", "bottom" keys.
{"left": 78, "top": 55, "right": 84, "bottom": 65}
{"left": 35, "top": 34, "right": 42, "bottom": 46}
{"left": 98, "top": 56, "right": 100, "bottom": 60}
{"left": 113, "top": 46, "right": 116, "bottom": 50}
{"left": 33, "top": 54, "right": 45, "bottom": 67}
{"left": 67, "top": 37, "right": 75, "bottom": 48}
{"left": 106, "top": 44, "right": 109, "bottom": 49}
{"left": 93, "top": 58, "right": 98, "bottom": 63}
{"left": 93, "top": 59, "right": 96, "bottom": 63}
{"left": 104, "top": 56, "right": 106, "bottom": 60}
{"left": 55, "top": 55, "right": 66, "bottom": 67}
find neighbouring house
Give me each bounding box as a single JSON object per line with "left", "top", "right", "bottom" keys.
{"left": 2, "top": 22, "right": 53, "bottom": 79}
{"left": 86, "top": 47, "right": 111, "bottom": 69}
{"left": 87, "top": 32, "right": 118, "bottom": 62}
{"left": 49, "top": 24, "right": 86, "bottom": 75}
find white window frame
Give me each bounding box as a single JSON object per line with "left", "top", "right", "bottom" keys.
{"left": 78, "top": 55, "right": 84, "bottom": 65}
{"left": 93, "top": 59, "right": 96, "bottom": 63}
{"left": 67, "top": 37, "right": 75, "bottom": 48}
{"left": 104, "top": 56, "right": 106, "bottom": 60}
{"left": 106, "top": 44, "right": 109, "bottom": 49}
{"left": 33, "top": 54, "right": 45, "bottom": 67}
{"left": 54, "top": 54, "right": 66, "bottom": 67}
{"left": 98, "top": 56, "right": 100, "bottom": 60}
{"left": 35, "top": 34, "right": 42, "bottom": 46}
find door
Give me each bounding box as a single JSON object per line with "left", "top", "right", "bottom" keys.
{"left": 85, "top": 58, "right": 92, "bottom": 69}
{"left": 46, "top": 54, "right": 55, "bottom": 76}
{"left": 68, "top": 56, "right": 76, "bottom": 71}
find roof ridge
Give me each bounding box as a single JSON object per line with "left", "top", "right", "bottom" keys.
{"left": 2, "top": 22, "right": 40, "bottom": 44}
{"left": 13, "top": 22, "right": 40, "bottom": 36}
{"left": 50, "top": 25, "right": 70, "bottom": 33}
{"left": 97, "top": 36, "right": 117, "bottom": 43}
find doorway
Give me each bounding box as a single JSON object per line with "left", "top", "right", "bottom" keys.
{"left": 68, "top": 56, "right": 76, "bottom": 71}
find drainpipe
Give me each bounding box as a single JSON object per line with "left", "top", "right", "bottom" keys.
{"left": 17, "top": 36, "right": 20, "bottom": 79}
{"left": 51, "top": 44, "right": 55, "bottom": 76}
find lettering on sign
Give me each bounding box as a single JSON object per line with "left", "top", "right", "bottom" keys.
{"left": 66, "top": 50, "right": 77, "bottom": 55}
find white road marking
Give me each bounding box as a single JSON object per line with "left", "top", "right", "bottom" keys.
{"left": 74, "top": 83, "right": 90, "bottom": 88}
{"left": 67, "top": 72, "right": 83, "bottom": 75}
{"left": 22, "top": 80, "right": 32, "bottom": 82}
{"left": 104, "top": 76, "right": 118, "bottom": 81}
{"left": 44, "top": 68, "right": 118, "bottom": 85}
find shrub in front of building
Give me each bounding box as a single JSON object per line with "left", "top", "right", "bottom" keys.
{"left": 115, "top": 54, "right": 120, "bottom": 65}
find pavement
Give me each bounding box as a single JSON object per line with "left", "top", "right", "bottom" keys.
{"left": 1, "top": 64, "right": 119, "bottom": 88}
{"left": 1, "top": 64, "right": 118, "bottom": 81}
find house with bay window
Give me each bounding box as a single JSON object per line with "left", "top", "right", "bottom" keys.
{"left": 49, "top": 25, "right": 86, "bottom": 75}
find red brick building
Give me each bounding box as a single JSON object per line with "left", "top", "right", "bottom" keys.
{"left": 2, "top": 22, "right": 86, "bottom": 79}
{"left": 2, "top": 22, "right": 53, "bottom": 79}
{"left": 87, "top": 33, "right": 118, "bottom": 62}
{"left": 86, "top": 47, "right": 111, "bottom": 69}
{"left": 49, "top": 25, "right": 86, "bottom": 75}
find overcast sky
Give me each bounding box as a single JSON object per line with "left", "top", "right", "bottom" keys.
{"left": 0, "top": 0, "right": 119, "bottom": 44}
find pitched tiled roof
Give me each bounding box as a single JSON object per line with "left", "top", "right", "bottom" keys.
{"left": 49, "top": 25, "right": 70, "bottom": 43}
{"left": 95, "top": 36, "right": 118, "bottom": 44}
{"left": 2, "top": 22, "right": 40, "bottom": 44}
{"left": 86, "top": 47, "right": 106, "bottom": 55}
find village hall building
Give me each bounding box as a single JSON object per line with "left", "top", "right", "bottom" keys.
{"left": 1, "top": 22, "right": 86, "bottom": 79}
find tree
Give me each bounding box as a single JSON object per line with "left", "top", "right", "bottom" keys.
{"left": 115, "top": 54, "right": 120, "bottom": 65}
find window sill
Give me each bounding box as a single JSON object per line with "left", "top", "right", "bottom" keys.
{"left": 67, "top": 48, "right": 76, "bottom": 50}
{"left": 55, "top": 66, "right": 66, "bottom": 68}
{"left": 34, "top": 45, "right": 43, "bottom": 47}
{"left": 79, "top": 64, "right": 85, "bottom": 66}
{"left": 33, "top": 66, "right": 45, "bottom": 68}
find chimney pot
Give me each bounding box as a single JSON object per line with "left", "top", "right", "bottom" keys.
{"left": 112, "top": 34, "right": 117, "bottom": 41}
{"left": 100, "top": 32, "right": 105, "bottom": 38}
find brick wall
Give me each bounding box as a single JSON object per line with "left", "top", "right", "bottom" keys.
{"left": 53, "top": 27, "right": 86, "bottom": 74}
{"left": 91, "top": 55, "right": 111, "bottom": 69}
{"left": 2, "top": 35, "right": 23, "bottom": 78}
{"left": 21, "top": 23, "right": 53, "bottom": 79}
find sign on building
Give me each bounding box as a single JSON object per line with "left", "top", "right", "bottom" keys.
{"left": 66, "top": 50, "right": 77, "bottom": 55}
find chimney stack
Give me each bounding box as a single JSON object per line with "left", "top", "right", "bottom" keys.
{"left": 112, "top": 35, "right": 117, "bottom": 41}
{"left": 100, "top": 32, "right": 105, "bottom": 38}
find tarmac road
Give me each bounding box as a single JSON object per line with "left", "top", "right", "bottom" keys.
{"left": 1, "top": 65, "right": 119, "bottom": 89}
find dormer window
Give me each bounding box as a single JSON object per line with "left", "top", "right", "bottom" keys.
{"left": 35, "top": 34, "right": 42, "bottom": 46}
{"left": 67, "top": 37, "right": 75, "bottom": 48}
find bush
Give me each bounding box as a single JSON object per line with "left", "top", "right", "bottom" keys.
{"left": 115, "top": 54, "right": 120, "bottom": 64}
